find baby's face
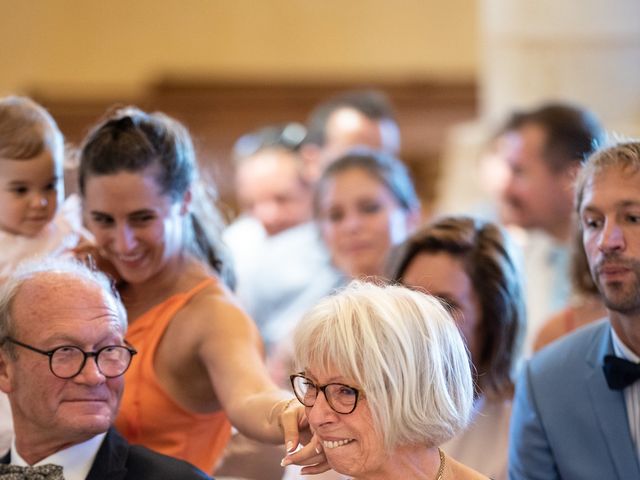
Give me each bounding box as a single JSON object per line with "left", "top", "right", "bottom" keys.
{"left": 0, "top": 148, "right": 63, "bottom": 237}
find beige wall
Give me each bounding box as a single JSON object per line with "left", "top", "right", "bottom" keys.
{"left": 0, "top": 0, "right": 478, "bottom": 97}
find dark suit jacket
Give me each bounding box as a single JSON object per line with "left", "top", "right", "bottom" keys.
{"left": 509, "top": 319, "right": 640, "bottom": 480}
{"left": 1, "top": 428, "right": 212, "bottom": 480}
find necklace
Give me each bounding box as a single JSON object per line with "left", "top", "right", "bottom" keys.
{"left": 435, "top": 448, "right": 446, "bottom": 480}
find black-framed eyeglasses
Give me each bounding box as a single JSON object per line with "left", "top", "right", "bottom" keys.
{"left": 290, "top": 373, "right": 360, "bottom": 415}
{"left": 3, "top": 337, "right": 137, "bottom": 379}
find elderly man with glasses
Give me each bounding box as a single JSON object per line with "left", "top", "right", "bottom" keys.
{"left": 0, "top": 257, "right": 210, "bottom": 480}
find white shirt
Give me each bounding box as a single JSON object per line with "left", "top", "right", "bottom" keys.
{"left": 10, "top": 433, "right": 106, "bottom": 480}
{"left": 511, "top": 228, "right": 571, "bottom": 357}
{"left": 611, "top": 327, "right": 640, "bottom": 463}
{"left": 224, "top": 219, "right": 344, "bottom": 353}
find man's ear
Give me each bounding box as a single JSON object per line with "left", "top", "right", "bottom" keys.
{"left": 0, "top": 350, "right": 15, "bottom": 394}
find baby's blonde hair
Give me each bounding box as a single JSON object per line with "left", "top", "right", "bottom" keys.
{"left": 0, "top": 96, "right": 64, "bottom": 164}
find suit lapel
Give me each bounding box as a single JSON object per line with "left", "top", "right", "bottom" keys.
{"left": 585, "top": 324, "right": 640, "bottom": 479}
{"left": 86, "top": 428, "right": 128, "bottom": 480}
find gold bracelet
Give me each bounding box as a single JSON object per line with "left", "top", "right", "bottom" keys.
{"left": 283, "top": 397, "right": 297, "bottom": 411}
{"left": 268, "top": 397, "right": 298, "bottom": 424}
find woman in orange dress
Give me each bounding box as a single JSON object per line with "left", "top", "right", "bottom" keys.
{"left": 77, "top": 107, "right": 326, "bottom": 475}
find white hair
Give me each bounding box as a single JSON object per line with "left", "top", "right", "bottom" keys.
{"left": 293, "top": 280, "right": 474, "bottom": 451}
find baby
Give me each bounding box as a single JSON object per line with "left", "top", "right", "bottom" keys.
{"left": 0, "top": 96, "right": 90, "bottom": 455}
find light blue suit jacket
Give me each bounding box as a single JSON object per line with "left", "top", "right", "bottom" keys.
{"left": 509, "top": 319, "right": 640, "bottom": 479}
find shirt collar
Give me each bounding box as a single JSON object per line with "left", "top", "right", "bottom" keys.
{"left": 611, "top": 326, "right": 640, "bottom": 363}
{"left": 11, "top": 432, "right": 106, "bottom": 480}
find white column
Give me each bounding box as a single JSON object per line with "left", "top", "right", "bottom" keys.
{"left": 480, "top": 0, "right": 640, "bottom": 133}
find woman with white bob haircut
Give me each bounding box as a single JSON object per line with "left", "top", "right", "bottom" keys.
{"left": 285, "top": 281, "right": 488, "bottom": 479}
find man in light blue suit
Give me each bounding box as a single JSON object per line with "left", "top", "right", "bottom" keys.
{"left": 509, "top": 141, "right": 640, "bottom": 480}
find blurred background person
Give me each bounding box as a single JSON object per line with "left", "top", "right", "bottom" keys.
{"left": 315, "top": 149, "right": 421, "bottom": 280}
{"left": 286, "top": 281, "right": 487, "bottom": 479}
{"left": 300, "top": 89, "right": 401, "bottom": 181}
{"left": 225, "top": 89, "right": 405, "bottom": 354}
{"left": 388, "top": 215, "right": 525, "bottom": 480}
{"left": 226, "top": 122, "right": 310, "bottom": 239}
{"left": 234, "top": 124, "right": 311, "bottom": 236}
{"left": 223, "top": 123, "right": 341, "bottom": 355}
{"left": 496, "top": 102, "right": 605, "bottom": 354}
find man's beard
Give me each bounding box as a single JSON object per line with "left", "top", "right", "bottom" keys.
{"left": 593, "top": 255, "right": 640, "bottom": 315}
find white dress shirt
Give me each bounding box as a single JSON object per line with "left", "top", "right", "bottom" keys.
{"left": 611, "top": 327, "right": 640, "bottom": 462}
{"left": 10, "top": 432, "right": 106, "bottom": 480}
{"left": 510, "top": 228, "right": 571, "bottom": 357}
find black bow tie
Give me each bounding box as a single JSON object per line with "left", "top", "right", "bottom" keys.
{"left": 0, "top": 464, "right": 64, "bottom": 480}
{"left": 603, "top": 354, "right": 640, "bottom": 390}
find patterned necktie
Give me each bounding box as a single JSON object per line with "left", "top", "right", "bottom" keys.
{"left": 0, "top": 464, "right": 64, "bottom": 480}
{"left": 603, "top": 354, "right": 640, "bottom": 390}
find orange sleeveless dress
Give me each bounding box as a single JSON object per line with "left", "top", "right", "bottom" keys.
{"left": 115, "top": 278, "right": 232, "bottom": 473}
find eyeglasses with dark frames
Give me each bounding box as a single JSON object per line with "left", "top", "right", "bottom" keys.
{"left": 3, "top": 337, "right": 137, "bottom": 379}
{"left": 290, "top": 373, "right": 360, "bottom": 414}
